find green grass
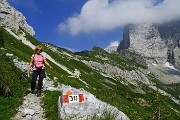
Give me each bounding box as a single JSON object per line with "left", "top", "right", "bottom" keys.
{"left": 0, "top": 96, "right": 23, "bottom": 120}
{"left": 75, "top": 46, "right": 148, "bottom": 71}
{"left": 0, "top": 31, "right": 29, "bottom": 119}
{"left": 0, "top": 27, "right": 180, "bottom": 120}
{"left": 0, "top": 28, "right": 34, "bottom": 62}
{"left": 37, "top": 43, "right": 180, "bottom": 120}
{"left": 42, "top": 91, "right": 61, "bottom": 120}
{"left": 91, "top": 110, "right": 118, "bottom": 120}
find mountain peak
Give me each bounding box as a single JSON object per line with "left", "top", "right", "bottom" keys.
{"left": 0, "top": 0, "right": 35, "bottom": 36}
{"left": 104, "top": 41, "right": 119, "bottom": 53}
{"left": 117, "top": 22, "right": 180, "bottom": 69}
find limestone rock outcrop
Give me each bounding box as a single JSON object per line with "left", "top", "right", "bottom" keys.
{"left": 58, "top": 85, "right": 129, "bottom": 120}
{"left": 0, "top": 0, "right": 35, "bottom": 36}
{"left": 117, "top": 22, "right": 180, "bottom": 69}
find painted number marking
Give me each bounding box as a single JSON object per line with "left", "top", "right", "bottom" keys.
{"left": 68, "top": 95, "right": 79, "bottom": 103}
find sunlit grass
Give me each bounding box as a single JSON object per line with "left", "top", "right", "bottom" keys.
{"left": 42, "top": 91, "right": 61, "bottom": 120}
{"left": 0, "top": 27, "right": 179, "bottom": 120}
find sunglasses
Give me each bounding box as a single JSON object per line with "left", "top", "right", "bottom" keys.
{"left": 37, "top": 48, "right": 43, "bottom": 52}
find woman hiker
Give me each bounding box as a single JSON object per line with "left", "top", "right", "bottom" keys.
{"left": 27, "top": 45, "right": 53, "bottom": 97}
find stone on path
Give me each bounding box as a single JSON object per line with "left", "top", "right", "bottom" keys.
{"left": 12, "top": 93, "right": 46, "bottom": 120}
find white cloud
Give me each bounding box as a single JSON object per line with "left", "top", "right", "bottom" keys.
{"left": 59, "top": 0, "right": 180, "bottom": 35}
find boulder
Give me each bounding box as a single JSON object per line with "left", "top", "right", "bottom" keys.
{"left": 58, "top": 85, "right": 129, "bottom": 120}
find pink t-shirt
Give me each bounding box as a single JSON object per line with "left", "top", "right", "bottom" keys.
{"left": 31, "top": 54, "right": 46, "bottom": 70}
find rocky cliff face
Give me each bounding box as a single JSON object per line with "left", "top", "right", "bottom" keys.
{"left": 0, "top": 0, "right": 35, "bottom": 36}
{"left": 158, "top": 21, "right": 180, "bottom": 69}
{"left": 117, "top": 22, "right": 180, "bottom": 69}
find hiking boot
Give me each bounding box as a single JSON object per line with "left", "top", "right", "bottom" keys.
{"left": 37, "top": 91, "right": 41, "bottom": 97}
{"left": 31, "top": 89, "right": 35, "bottom": 94}
{"left": 32, "top": 90, "right": 38, "bottom": 94}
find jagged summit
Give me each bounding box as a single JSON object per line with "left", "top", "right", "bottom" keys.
{"left": 117, "top": 22, "right": 180, "bottom": 69}
{"left": 104, "top": 45, "right": 118, "bottom": 53}
{"left": 0, "top": 0, "right": 35, "bottom": 36}
{"left": 104, "top": 41, "right": 119, "bottom": 53}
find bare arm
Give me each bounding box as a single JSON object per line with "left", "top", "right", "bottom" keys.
{"left": 44, "top": 59, "right": 53, "bottom": 69}
{"left": 27, "top": 57, "right": 33, "bottom": 75}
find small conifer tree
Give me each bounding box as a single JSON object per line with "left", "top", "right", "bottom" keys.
{"left": 150, "top": 87, "right": 174, "bottom": 120}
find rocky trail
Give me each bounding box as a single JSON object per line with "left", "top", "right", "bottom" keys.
{"left": 11, "top": 77, "right": 55, "bottom": 120}
{"left": 12, "top": 93, "right": 46, "bottom": 120}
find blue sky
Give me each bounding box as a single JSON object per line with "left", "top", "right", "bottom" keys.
{"left": 7, "top": 0, "right": 180, "bottom": 52}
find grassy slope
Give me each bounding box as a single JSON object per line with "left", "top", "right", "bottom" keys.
{"left": 0, "top": 27, "right": 180, "bottom": 119}
{"left": 0, "top": 28, "right": 30, "bottom": 120}
{"left": 40, "top": 43, "right": 180, "bottom": 119}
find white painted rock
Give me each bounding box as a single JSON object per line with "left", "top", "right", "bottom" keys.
{"left": 58, "top": 85, "right": 129, "bottom": 120}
